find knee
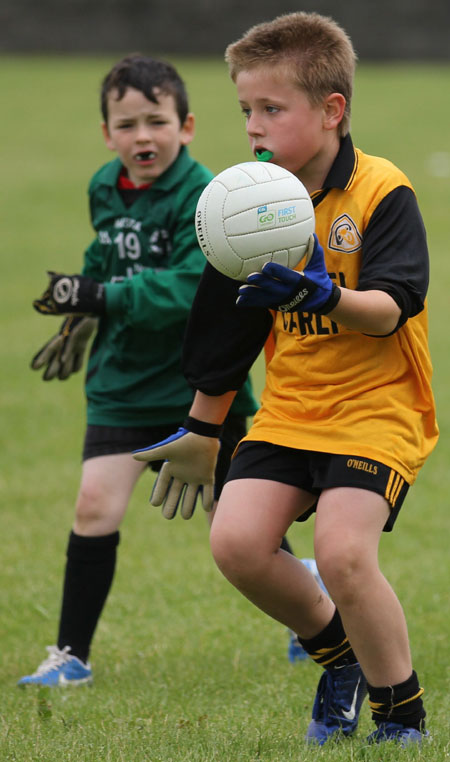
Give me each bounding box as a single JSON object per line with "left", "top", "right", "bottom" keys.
{"left": 75, "top": 479, "right": 108, "bottom": 529}
{"left": 210, "top": 522, "right": 267, "bottom": 587}
{"left": 315, "top": 538, "right": 371, "bottom": 607}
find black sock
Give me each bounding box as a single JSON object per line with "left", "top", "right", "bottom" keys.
{"left": 298, "top": 608, "right": 358, "bottom": 668}
{"left": 57, "top": 530, "right": 120, "bottom": 663}
{"left": 368, "top": 670, "right": 426, "bottom": 730}
{"left": 280, "top": 536, "right": 294, "bottom": 554}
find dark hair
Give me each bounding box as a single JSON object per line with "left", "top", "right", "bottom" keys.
{"left": 100, "top": 54, "right": 189, "bottom": 124}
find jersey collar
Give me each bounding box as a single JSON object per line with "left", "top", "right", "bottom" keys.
{"left": 322, "top": 133, "right": 357, "bottom": 191}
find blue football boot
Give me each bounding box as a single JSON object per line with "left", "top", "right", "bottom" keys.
{"left": 367, "top": 722, "right": 430, "bottom": 747}
{"left": 18, "top": 645, "right": 92, "bottom": 687}
{"left": 305, "top": 662, "right": 367, "bottom": 744}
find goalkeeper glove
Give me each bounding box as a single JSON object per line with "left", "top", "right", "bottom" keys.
{"left": 33, "top": 271, "right": 106, "bottom": 315}
{"left": 31, "top": 316, "right": 98, "bottom": 380}
{"left": 236, "top": 235, "right": 341, "bottom": 314}
{"left": 133, "top": 416, "right": 223, "bottom": 520}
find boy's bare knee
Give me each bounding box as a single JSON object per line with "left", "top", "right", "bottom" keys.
{"left": 210, "top": 523, "right": 264, "bottom": 583}
{"left": 316, "top": 540, "right": 368, "bottom": 605}
{"left": 75, "top": 482, "right": 108, "bottom": 528}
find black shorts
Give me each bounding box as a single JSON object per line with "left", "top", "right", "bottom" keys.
{"left": 82, "top": 415, "right": 248, "bottom": 500}
{"left": 224, "top": 441, "right": 409, "bottom": 532}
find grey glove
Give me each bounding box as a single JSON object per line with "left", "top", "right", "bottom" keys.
{"left": 133, "top": 418, "right": 223, "bottom": 519}
{"left": 31, "top": 316, "right": 97, "bottom": 380}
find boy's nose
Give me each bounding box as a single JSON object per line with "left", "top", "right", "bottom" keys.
{"left": 246, "top": 113, "right": 264, "bottom": 137}
{"left": 136, "top": 125, "right": 152, "bottom": 142}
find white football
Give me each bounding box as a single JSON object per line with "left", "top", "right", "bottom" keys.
{"left": 195, "top": 161, "right": 315, "bottom": 281}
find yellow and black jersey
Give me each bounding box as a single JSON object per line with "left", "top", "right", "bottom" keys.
{"left": 183, "top": 136, "right": 438, "bottom": 484}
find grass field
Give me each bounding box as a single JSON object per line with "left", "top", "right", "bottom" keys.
{"left": 1, "top": 56, "right": 450, "bottom": 761}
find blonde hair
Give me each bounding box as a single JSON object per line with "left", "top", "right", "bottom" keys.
{"left": 225, "top": 12, "right": 356, "bottom": 136}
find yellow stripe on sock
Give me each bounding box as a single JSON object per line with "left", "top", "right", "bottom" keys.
{"left": 369, "top": 687, "right": 424, "bottom": 714}
{"left": 392, "top": 687, "right": 424, "bottom": 708}
{"left": 310, "top": 639, "right": 352, "bottom": 666}
{"left": 312, "top": 637, "right": 349, "bottom": 657}
{"left": 319, "top": 645, "right": 353, "bottom": 666}
{"left": 368, "top": 700, "right": 385, "bottom": 715}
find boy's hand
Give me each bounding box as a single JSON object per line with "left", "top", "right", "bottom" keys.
{"left": 133, "top": 422, "right": 221, "bottom": 520}
{"left": 33, "top": 272, "right": 106, "bottom": 315}
{"left": 236, "top": 235, "right": 341, "bottom": 314}
{"left": 31, "top": 316, "right": 98, "bottom": 381}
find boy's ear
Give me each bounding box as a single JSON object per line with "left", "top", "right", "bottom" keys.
{"left": 323, "top": 93, "right": 346, "bottom": 131}
{"left": 101, "top": 122, "right": 115, "bottom": 151}
{"left": 180, "top": 112, "right": 195, "bottom": 146}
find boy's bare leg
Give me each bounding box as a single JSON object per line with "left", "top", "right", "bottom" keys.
{"left": 314, "top": 487, "right": 412, "bottom": 687}
{"left": 210, "top": 479, "right": 335, "bottom": 638}
{"left": 210, "top": 480, "right": 412, "bottom": 687}
{"left": 74, "top": 453, "right": 147, "bottom": 536}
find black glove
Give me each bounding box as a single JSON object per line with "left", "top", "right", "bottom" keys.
{"left": 33, "top": 271, "right": 106, "bottom": 315}
{"left": 31, "top": 316, "right": 98, "bottom": 380}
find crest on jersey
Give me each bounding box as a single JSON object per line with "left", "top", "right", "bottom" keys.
{"left": 328, "top": 214, "right": 362, "bottom": 253}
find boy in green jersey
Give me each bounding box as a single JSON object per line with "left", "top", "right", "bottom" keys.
{"left": 19, "top": 54, "right": 263, "bottom": 686}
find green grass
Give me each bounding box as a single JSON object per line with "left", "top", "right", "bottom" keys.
{"left": 1, "top": 56, "right": 450, "bottom": 760}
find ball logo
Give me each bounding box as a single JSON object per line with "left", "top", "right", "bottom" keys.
{"left": 259, "top": 212, "right": 275, "bottom": 225}
{"left": 277, "top": 206, "right": 297, "bottom": 224}
{"left": 257, "top": 204, "right": 298, "bottom": 229}
{"left": 257, "top": 205, "right": 275, "bottom": 227}
{"left": 328, "top": 214, "right": 362, "bottom": 253}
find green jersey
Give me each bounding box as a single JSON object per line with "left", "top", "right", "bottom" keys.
{"left": 82, "top": 147, "right": 257, "bottom": 426}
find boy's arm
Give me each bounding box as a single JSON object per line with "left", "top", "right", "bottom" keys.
{"left": 331, "top": 185, "right": 428, "bottom": 334}
{"left": 326, "top": 288, "right": 400, "bottom": 335}
{"left": 183, "top": 263, "right": 274, "bottom": 393}
{"left": 238, "top": 185, "right": 428, "bottom": 337}
{"left": 236, "top": 244, "right": 401, "bottom": 336}
{"left": 133, "top": 264, "right": 272, "bottom": 520}
{"left": 190, "top": 390, "right": 238, "bottom": 424}
{"left": 33, "top": 173, "right": 209, "bottom": 325}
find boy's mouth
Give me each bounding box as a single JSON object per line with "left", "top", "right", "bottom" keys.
{"left": 135, "top": 151, "right": 156, "bottom": 162}
{"left": 255, "top": 148, "right": 274, "bottom": 162}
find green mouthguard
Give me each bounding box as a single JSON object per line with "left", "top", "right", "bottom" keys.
{"left": 256, "top": 149, "right": 274, "bottom": 162}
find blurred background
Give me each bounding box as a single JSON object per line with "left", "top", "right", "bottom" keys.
{"left": 1, "top": 5, "right": 449, "bottom": 759}
{"left": 2, "top": 0, "right": 450, "bottom": 59}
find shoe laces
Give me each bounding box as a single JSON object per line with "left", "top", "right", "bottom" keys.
{"left": 313, "top": 665, "right": 357, "bottom": 720}
{"left": 32, "top": 645, "right": 73, "bottom": 676}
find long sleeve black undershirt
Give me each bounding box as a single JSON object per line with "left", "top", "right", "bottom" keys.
{"left": 182, "top": 264, "right": 273, "bottom": 395}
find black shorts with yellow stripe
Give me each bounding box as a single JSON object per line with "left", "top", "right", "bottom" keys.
{"left": 224, "top": 441, "right": 409, "bottom": 532}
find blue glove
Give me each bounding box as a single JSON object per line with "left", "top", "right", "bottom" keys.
{"left": 133, "top": 418, "right": 222, "bottom": 520}
{"left": 236, "top": 235, "right": 341, "bottom": 314}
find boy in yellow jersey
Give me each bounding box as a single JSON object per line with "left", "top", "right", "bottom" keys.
{"left": 133, "top": 13, "right": 438, "bottom": 747}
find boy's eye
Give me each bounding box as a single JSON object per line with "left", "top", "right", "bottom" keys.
{"left": 266, "top": 105, "right": 279, "bottom": 114}
{"left": 241, "top": 108, "right": 251, "bottom": 118}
